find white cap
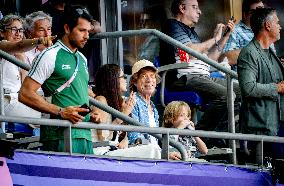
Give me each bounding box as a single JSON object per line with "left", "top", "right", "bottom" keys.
{"left": 132, "top": 59, "right": 157, "bottom": 75}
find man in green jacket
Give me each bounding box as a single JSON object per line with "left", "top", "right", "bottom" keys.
{"left": 238, "top": 7, "right": 284, "bottom": 160}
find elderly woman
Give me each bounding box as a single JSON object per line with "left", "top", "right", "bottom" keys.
{"left": 0, "top": 14, "right": 41, "bottom": 135}
{"left": 128, "top": 59, "right": 161, "bottom": 145}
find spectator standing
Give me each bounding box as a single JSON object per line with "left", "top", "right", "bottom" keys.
{"left": 223, "top": 0, "right": 266, "bottom": 71}
{"left": 24, "top": 11, "right": 52, "bottom": 65}
{"left": 238, "top": 8, "right": 284, "bottom": 159}
{"left": 159, "top": 0, "right": 240, "bottom": 139}
{"left": 0, "top": 15, "right": 41, "bottom": 125}
{"left": 19, "top": 5, "right": 94, "bottom": 154}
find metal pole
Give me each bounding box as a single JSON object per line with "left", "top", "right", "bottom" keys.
{"left": 256, "top": 141, "right": 263, "bottom": 165}
{"left": 63, "top": 126, "right": 72, "bottom": 155}
{"left": 161, "top": 133, "right": 170, "bottom": 160}
{"left": 0, "top": 60, "right": 5, "bottom": 132}
{"left": 227, "top": 75, "right": 237, "bottom": 164}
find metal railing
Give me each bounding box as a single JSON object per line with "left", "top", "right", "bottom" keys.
{"left": 1, "top": 29, "right": 284, "bottom": 165}
{"left": 92, "top": 29, "right": 238, "bottom": 163}
{"left": 0, "top": 50, "right": 187, "bottom": 160}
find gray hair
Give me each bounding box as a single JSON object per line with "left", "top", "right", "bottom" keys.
{"left": 0, "top": 14, "right": 24, "bottom": 32}
{"left": 24, "top": 11, "right": 52, "bottom": 32}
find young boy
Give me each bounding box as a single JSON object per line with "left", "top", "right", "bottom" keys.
{"left": 163, "top": 101, "right": 208, "bottom": 160}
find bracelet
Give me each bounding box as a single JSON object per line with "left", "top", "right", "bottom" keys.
{"left": 215, "top": 38, "right": 222, "bottom": 52}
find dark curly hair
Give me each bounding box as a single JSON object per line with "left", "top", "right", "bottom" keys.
{"left": 93, "top": 64, "right": 123, "bottom": 111}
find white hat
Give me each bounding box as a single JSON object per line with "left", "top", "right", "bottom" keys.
{"left": 132, "top": 59, "right": 157, "bottom": 75}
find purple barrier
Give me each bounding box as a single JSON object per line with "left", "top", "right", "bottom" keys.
{"left": 6, "top": 151, "right": 275, "bottom": 186}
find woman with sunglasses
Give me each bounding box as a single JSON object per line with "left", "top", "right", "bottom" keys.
{"left": 0, "top": 14, "right": 41, "bottom": 135}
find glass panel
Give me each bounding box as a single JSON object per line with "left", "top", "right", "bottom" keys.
{"left": 121, "top": 0, "right": 226, "bottom": 67}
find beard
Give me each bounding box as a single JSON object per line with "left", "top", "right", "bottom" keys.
{"left": 69, "top": 37, "right": 86, "bottom": 49}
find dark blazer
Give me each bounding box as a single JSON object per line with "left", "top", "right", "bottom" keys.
{"left": 237, "top": 38, "right": 284, "bottom": 136}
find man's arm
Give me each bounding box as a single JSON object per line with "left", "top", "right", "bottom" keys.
{"left": 223, "top": 49, "right": 241, "bottom": 65}
{"left": 0, "top": 36, "right": 56, "bottom": 53}
{"left": 19, "top": 77, "right": 88, "bottom": 123}
{"left": 238, "top": 51, "right": 283, "bottom": 99}
{"left": 207, "top": 21, "right": 235, "bottom": 61}
{"left": 187, "top": 37, "right": 216, "bottom": 54}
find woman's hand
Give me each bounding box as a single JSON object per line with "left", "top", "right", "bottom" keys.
{"left": 90, "top": 111, "right": 104, "bottom": 123}
{"left": 121, "top": 91, "right": 136, "bottom": 116}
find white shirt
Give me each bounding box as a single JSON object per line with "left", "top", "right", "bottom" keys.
{"left": 2, "top": 58, "right": 21, "bottom": 93}
{"left": 148, "top": 110, "right": 158, "bottom": 146}
{"left": 25, "top": 47, "right": 41, "bottom": 66}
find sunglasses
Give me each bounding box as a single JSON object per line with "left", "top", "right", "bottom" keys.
{"left": 75, "top": 8, "right": 90, "bottom": 16}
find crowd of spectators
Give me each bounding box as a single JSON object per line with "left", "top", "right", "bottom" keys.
{"left": 0, "top": 0, "right": 283, "bottom": 164}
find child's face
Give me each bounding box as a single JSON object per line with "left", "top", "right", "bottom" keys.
{"left": 172, "top": 106, "right": 190, "bottom": 128}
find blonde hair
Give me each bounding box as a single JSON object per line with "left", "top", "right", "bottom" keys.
{"left": 163, "top": 101, "right": 191, "bottom": 128}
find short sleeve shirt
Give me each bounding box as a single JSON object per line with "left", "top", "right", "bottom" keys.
{"left": 162, "top": 19, "right": 210, "bottom": 76}
{"left": 28, "top": 40, "right": 91, "bottom": 141}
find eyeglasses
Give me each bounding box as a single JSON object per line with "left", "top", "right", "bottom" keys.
{"left": 119, "top": 74, "right": 127, "bottom": 79}
{"left": 5, "top": 27, "right": 24, "bottom": 34}
{"left": 76, "top": 8, "right": 90, "bottom": 16}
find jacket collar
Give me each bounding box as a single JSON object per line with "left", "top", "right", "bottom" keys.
{"left": 252, "top": 38, "right": 284, "bottom": 81}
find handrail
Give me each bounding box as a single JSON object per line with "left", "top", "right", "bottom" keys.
{"left": 0, "top": 50, "right": 30, "bottom": 71}
{"left": 1, "top": 115, "right": 284, "bottom": 144}
{"left": 89, "top": 97, "right": 188, "bottom": 160}
{"left": 0, "top": 49, "right": 187, "bottom": 160}
{"left": 1, "top": 29, "right": 283, "bottom": 165}
{"left": 91, "top": 29, "right": 238, "bottom": 78}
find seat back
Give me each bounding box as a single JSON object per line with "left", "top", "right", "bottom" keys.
{"left": 154, "top": 56, "right": 204, "bottom": 107}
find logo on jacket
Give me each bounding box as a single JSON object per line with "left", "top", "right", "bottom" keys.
{"left": 62, "top": 64, "right": 71, "bottom": 70}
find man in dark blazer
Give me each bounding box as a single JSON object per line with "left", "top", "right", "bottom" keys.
{"left": 238, "top": 7, "right": 284, "bottom": 160}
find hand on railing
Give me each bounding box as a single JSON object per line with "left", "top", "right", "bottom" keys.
{"left": 169, "top": 151, "right": 182, "bottom": 160}
{"left": 116, "top": 137, "right": 128, "bottom": 149}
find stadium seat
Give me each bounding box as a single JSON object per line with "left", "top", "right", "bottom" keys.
{"left": 156, "top": 61, "right": 204, "bottom": 123}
